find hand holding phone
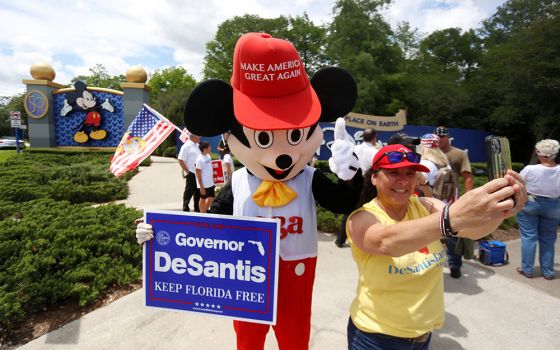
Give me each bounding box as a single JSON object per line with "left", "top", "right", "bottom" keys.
{"left": 485, "top": 136, "right": 512, "bottom": 181}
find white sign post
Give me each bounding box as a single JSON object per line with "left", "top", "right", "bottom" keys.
{"left": 10, "top": 111, "right": 21, "bottom": 128}
{"left": 10, "top": 111, "right": 22, "bottom": 152}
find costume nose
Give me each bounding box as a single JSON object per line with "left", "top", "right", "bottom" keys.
{"left": 275, "top": 154, "right": 292, "bottom": 170}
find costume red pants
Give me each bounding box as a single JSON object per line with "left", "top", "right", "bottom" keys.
{"left": 233, "top": 256, "right": 317, "bottom": 350}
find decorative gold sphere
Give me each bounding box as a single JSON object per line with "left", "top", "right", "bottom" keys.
{"left": 30, "top": 63, "right": 56, "bottom": 81}
{"left": 126, "top": 65, "right": 148, "bottom": 83}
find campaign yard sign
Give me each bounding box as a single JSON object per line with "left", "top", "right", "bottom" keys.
{"left": 144, "top": 210, "right": 280, "bottom": 325}
{"left": 212, "top": 160, "right": 225, "bottom": 185}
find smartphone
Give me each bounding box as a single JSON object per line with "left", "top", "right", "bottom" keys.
{"left": 485, "top": 135, "right": 512, "bottom": 180}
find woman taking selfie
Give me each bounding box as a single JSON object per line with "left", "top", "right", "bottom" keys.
{"left": 345, "top": 144, "right": 527, "bottom": 349}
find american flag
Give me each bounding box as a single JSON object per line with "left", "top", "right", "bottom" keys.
{"left": 110, "top": 105, "right": 175, "bottom": 177}
{"left": 179, "top": 127, "right": 190, "bottom": 143}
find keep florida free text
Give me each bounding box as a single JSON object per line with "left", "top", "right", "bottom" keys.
{"left": 154, "top": 282, "right": 265, "bottom": 304}
{"left": 153, "top": 232, "right": 267, "bottom": 283}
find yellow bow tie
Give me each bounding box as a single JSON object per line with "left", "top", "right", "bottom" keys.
{"left": 252, "top": 180, "right": 297, "bottom": 207}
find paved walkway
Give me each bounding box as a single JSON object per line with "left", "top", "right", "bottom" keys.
{"left": 18, "top": 157, "right": 560, "bottom": 349}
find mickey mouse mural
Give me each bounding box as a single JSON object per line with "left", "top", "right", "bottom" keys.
{"left": 61, "top": 81, "right": 115, "bottom": 143}
{"left": 184, "top": 33, "right": 363, "bottom": 350}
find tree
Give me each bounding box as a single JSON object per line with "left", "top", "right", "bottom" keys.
{"left": 419, "top": 28, "right": 483, "bottom": 80}
{"left": 203, "top": 15, "right": 290, "bottom": 81}
{"left": 326, "top": 0, "right": 405, "bottom": 115}
{"left": 278, "top": 14, "right": 328, "bottom": 75}
{"left": 459, "top": 0, "right": 560, "bottom": 162}
{"left": 148, "top": 66, "right": 197, "bottom": 128}
{"left": 397, "top": 26, "right": 486, "bottom": 129}
{"left": 481, "top": 0, "right": 560, "bottom": 47}
{"left": 203, "top": 14, "right": 326, "bottom": 81}
{"left": 474, "top": 11, "right": 560, "bottom": 161}
{"left": 71, "top": 64, "right": 125, "bottom": 90}
{"left": 147, "top": 66, "right": 198, "bottom": 153}
{"left": 0, "top": 94, "right": 24, "bottom": 137}
{"left": 393, "top": 21, "right": 420, "bottom": 63}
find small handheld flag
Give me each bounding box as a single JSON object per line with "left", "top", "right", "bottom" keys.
{"left": 179, "top": 127, "right": 190, "bottom": 143}
{"left": 110, "top": 104, "right": 175, "bottom": 177}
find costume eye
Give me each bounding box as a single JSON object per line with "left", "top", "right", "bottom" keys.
{"left": 287, "top": 129, "right": 304, "bottom": 145}
{"left": 254, "top": 131, "right": 273, "bottom": 149}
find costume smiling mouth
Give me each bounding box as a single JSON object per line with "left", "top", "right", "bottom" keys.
{"left": 264, "top": 165, "right": 295, "bottom": 180}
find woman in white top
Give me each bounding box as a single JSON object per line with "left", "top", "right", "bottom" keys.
{"left": 517, "top": 139, "right": 560, "bottom": 280}
{"left": 195, "top": 141, "right": 215, "bottom": 213}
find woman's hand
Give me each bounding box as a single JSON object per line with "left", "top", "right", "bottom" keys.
{"left": 449, "top": 171, "right": 527, "bottom": 238}
{"left": 503, "top": 169, "right": 528, "bottom": 216}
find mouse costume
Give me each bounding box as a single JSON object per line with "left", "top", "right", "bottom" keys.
{"left": 184, "top": 33, "right": 362, "bottom": 350}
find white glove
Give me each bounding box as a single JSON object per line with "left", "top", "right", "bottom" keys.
{"left": 136, "top": 222, "right": 154, "bottom": 245}
{"left": 61, "top": 99, "right": 72, "bottom": 116}
{"left": 328, "top": 118, "right": 360, "bottom": 181}
{"left": 101, "top": 98, "right": 114, "bottom": 112}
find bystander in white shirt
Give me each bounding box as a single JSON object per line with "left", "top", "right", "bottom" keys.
{"left": 178, "top": 140, "right": 200, "bottom": 174}
{"left": 195, "top": 153, "right": 215, "bottom": 189}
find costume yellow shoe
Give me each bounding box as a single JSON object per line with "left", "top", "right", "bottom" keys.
{"left": 73, "top": 131, "right": 88, "bottom": 143}
{"left": 89, "top": 129, "right": 107, "bottom": 140}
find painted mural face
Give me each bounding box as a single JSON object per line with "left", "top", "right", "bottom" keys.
{"left": 227, "top": 125, "right": 323, "bottom": 182}
{"left": 76, "top": 91, "right": 96, "bottom": 110}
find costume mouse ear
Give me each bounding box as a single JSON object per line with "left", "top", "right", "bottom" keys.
{"left": 311, "top": 67, "right": 357, "bottom": 123}
{"left": 183, "top": 80, "right": 234, "bottom": 136}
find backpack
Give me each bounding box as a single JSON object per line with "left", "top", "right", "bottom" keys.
{"left": 432, "top": 165, "right": 458, "bottom": 202}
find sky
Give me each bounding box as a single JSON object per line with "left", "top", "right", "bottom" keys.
{"left": 0, "top": 0, "right": 506, "bottom": 97}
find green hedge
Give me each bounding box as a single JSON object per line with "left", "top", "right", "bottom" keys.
{"left": 0, "top": 153, "right": 136, "bottom": 204}
{"left": 162, "top": 145, "right": 177, "bottom": 158}
{"left": 0, "top": 199, "right": 141, "bottom": 331}
{"left": 0, "top": 152, "right": 142, "bottom": 335}
{"left": 317, "top": 206, "right": 343, "bottom": 233}
{"left": 470, "top": 162, "right": 525, "bottom": 176}
{"left": 25, "top": 148, "right": 114, "bottom": 154}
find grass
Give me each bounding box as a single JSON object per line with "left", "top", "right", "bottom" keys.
{"left": 0, "top": 150, "right": 18, "bottom": 163}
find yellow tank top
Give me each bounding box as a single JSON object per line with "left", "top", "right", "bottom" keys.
{"left": 348, "top": 196, "right": 445, "bottom": 338}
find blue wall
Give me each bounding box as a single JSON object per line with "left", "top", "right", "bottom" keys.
{"left": 318, "top": 123, "right": 491, "bottom": 163}
{"left": 176, "top": 124, "right": 491, "bottom": 163}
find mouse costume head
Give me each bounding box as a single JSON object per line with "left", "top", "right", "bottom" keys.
{"left": 184, "top": 32, "right": 356, "bottom": 183}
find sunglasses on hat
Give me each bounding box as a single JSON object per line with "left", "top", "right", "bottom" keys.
{"left": 372, "top": 151, "right": 422, "bottom": 169}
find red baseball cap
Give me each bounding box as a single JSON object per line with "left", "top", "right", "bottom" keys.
{"left": 372, "top": 144, "right": 430, "bottom": 172}
{"left": 230, "top": 32, "right": 321, "bottom": 130}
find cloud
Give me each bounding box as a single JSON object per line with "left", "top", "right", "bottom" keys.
{"left": 383, "top": 0, "right": 504, "bottom": 35}
{"left": 0, "top": 0, "right": 504, "bottom": 97}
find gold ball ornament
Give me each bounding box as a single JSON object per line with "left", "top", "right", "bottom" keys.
{"left": 126, "top": 66, "right": 148, "bottom": 83}
{"left": 30, "top": 63, "right": 56, "bottom": 81}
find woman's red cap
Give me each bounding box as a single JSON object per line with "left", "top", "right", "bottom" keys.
{"left": 372, "top": 144, "right": 430, "bottom": 172}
